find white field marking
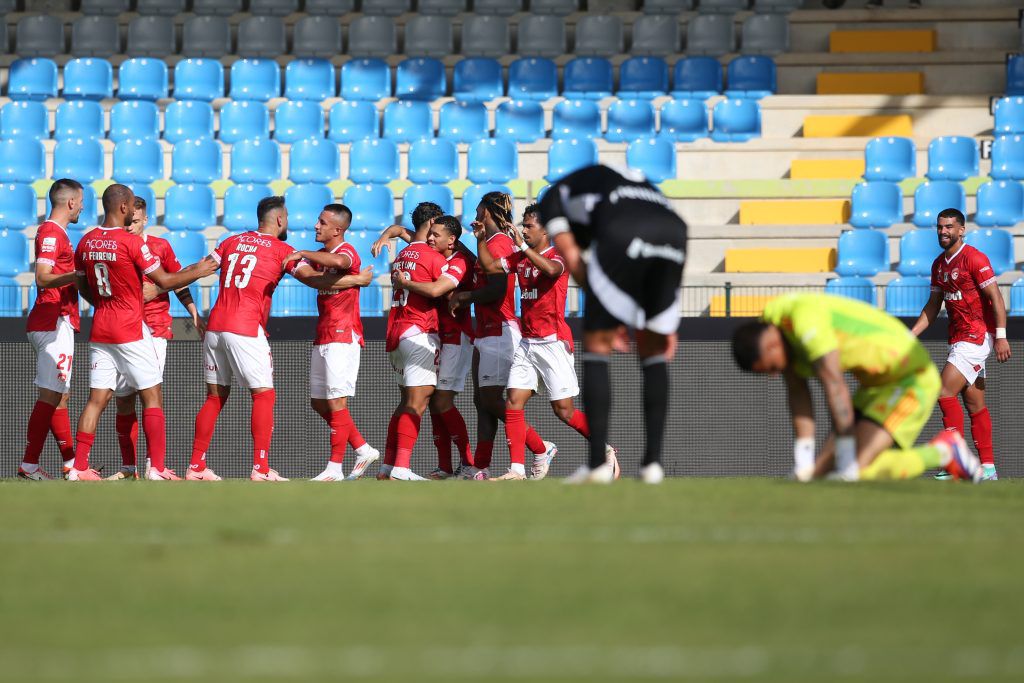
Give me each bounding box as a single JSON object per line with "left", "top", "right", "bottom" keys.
{"left": 4, "top": 645, "right": 1024, "bottom": 680}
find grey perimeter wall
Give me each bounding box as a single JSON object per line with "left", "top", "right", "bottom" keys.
{"left": 2, "top": 333, "right": 1023, "bottom": 479}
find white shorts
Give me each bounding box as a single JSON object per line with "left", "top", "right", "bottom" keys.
{"left": 474, "top": 322, "right": 522, "bottom": 387}
{"left": 507, "top": 339, "right": 580, "bottom": 401}
{"left": 115, "top": 327, "right": 167, "bottom": 396}
{"left": 204, "top": 327, "right": 274, "bottom": 389}
{"left": 947, "top": 333, "right": 992, "bottom": 385}
{"left": 91, "top": 326, "right": 162, "bottom": 393}
{"left": 310, "top": 342, "right": 361, "bottom": 399}
{"left": 28, "top": 315, "right": 75, "bottom": 394}
{"left": 437, "top": 334, "right": 473, "bottom": 393}
{"left": 388, "top": 332, "right": 439, "bottom": 388}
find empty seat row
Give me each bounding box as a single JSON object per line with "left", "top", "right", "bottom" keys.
{"left": 863, "top": 136, "right": 980, "bottom": 183}
{"left": 850, "top": 179, "right": 1024, "bottom": 230}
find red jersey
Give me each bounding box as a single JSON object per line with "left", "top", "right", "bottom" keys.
{"left": 75, "top": 227, "right": 161, "bottom": 344}
{"left": 502, "top": 245, "right": 573, "bottom": 352}
{"left": 27, "top": 220, "right": 81, "bottom": 333}
{"left": 472, "top": 232, "right": 519, "bottom": 338}
{"left": 386, "top": 241, "right": 446, "bottom": 351}
{"left": 141, "top": 234, "right": 183, "bottom": 340}
{"left": 301, "top": 241, "right": 364, "bottom": 346}
{"left": 207, "top": 231, "right": 297, "bottom": 337}
{"left": 439, "top": 249, "right": 475, "bottom": 346}
{"left": 930, "top": 243, "right": 997, "bottom": 345}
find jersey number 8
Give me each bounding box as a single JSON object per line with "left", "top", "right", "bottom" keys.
{"left": 94, "top": 263, "right": 112, "bottom": 297}
{"left": 224, "top": 253, "right": 257, "bottom": 289}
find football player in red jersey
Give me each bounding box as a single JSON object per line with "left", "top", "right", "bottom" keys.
{"left": 107, "top": 196, "right": 205, "bottom": 480}
{"left": 19, "top": 179, "right": 84, "bottom": 480}
{"left": 285, "top": 204, "right": 379, "bottom": 481}
{"left": 69, "top": 184, "right": 216, "bottom": 481}
{"left": 476, "top": 205, "right": 610, "bottom": 480}
{"left": 911, "top": 208, "right": 1011, "bottom": 481}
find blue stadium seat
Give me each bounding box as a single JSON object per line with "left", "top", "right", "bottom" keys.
{"left": 885, "top": 276, "right": 931, "bottom": 316}
{"left": 403, "top": 184, "right": 455, "bottom": 228}
{"left": 468, "top": 138, "right": 518, "bottom": 184}
{"left": 994, "top": 97, "right": 1024, "bottom": 137}
{"left": 453, "top": 58, "right": 503, "bottom": 102}
{"left": 53, "top": 138, "right": 104, "bottom": 183}
{"left": 825, "top": 276, "right": 877, "bottom": 306}
{"left": 229, "top": 59, "right": 281, "bottom": 101}
{"left": 1, "top": 102, "right": 48, "bottom": 140}
{"left": 285, "top": 59, "right": 336, "bottom": 101}
{"left": 118, "top": 58, "right": 169, "bottom": 100}
{"left": 169, "top": 283, "right": 202, "bottom": 317}
{"left": 0, "top": 275, "right": 23, "bottom": 316}
{"left": 8, "top": 59, "right": 59, "bottom": 101}
{"left": 164, "top": 184, "right": 217, "bottom": 232}
{"left": 0, "top": 139, "right": 45, "bottom": 183}
{"left": 508, "top": 58, "right": 558, "bottom": 101}
{"left": 287, "top": 229, "right": 322, "bottom": 252}
{"left": 110, "top": 101, "right": 159, "bottom": 142}
{"left": 618, "top": 57, "right": 669, "bottom": 100}
{"left": 55, "top": 101, "right": 103, "bottom": 140}
{"left": 710, "top": 99, "right": 761, "bottom": 142}
{"left": 836, "top": 228, "right": 889, "bottom": 276}
{"left": 341, "top": 59, "right": 392, "bottom": 102}
{"left": 606, "top": 100, "right": 656, "bottom": 143}
{"left": 659, "top": 99, "right": 709, "bottom": 142}
{"left": 461, "top": 183, "right": 512, "bottom": 226}
{"left": 990, "top": 135, "right": 1024, "bottom": 180}
{"left": 626, "top": 137, "right": 676, "bottom": 183}
{"left": 912, "top": 180, "right": 966, "bottom": 228}
{"left": 45, "top": 185, "right": 99, "bottom": 227}
{"left": 0, "top": 184, "right": 38, "bottom": 230}
{"left": 348, "top": 15, "right": 398, "bottom": 57}
{"left": 850, "top": 181, "right": 902, "bottom": 229}
{"left": 230, "top": 137, "right": 281, "bottom": 184}
{"left": 897, "top": 228, "right": 943, "bottom": 276}
{"left": 63, "top": 58, "right": 114, "bottom": 100}
{"left": 224, "top": 183, "right": 272, "bottom": 231}
{"left": 289, "top": 138, "right": 339, "bottom": 184}
{"left": 965, "top": 228, "right": 1015, "bottom": 275}
{"left": 328, "top": 101, "right": 379, "bottom": 143}
{"left": 174, "top": 58, "right": 224, "bottom": 102}
{"left": 171, "top": 138, "right": 223, "bottom": 184}
{"left": 343, "top": 184, "right": 395, "bottom": 230}
{"left": 113, "top": 139, "right": 164, "bottom": 183}
{"left": 494, "top": 101, "right": 545, "bottom": 143}
{"left": 275, "top": 101, "right": 325, "bottom": 144}
{"left": 271, "top": 276, "right": 319, "bottom": 317}
{"left": 358, "top": 283, "right": 385, "bottom": 315}
{"left": 975, "top": 180, "right": 1024, "bottom": 227}
{"left": 219, "top": 101, "right": 270, "bottom": 143}
{"left": 551, "top": 99, "right": 601, "bottom": 140}
{"left": 347, "top": 228, "right": 390, "bottom": 275}
{"left": 439, "top": 101, "right": 488, "bottom": 143}
{"left": 863, "top": 136, "right": 916, "bottom": 182}
{"left": 725, "top": 56, "right": 776, "bottom": 99}
{"left": 1006, "top": 55, "right": 1024, "bottom": 97}
{"left": 162, "top": 230, "right": 208, "bottom": 266}
{"left": 671, "top": 56, "right": 722, "bottom": 99}
{"left": 396, "top": 58, "right": 446, "bottom": 101}
{"left": 0, "top": 233, "right": 28, "bottom": 278}
{"left": 547, "top": 138, "right": 599, "bottom": 182}
{"left": 164, "top": 100, "right": 215, "bottom": 143}
{"left": 408, "top": 138, "right": 458, "bottom": 184}
{"left": 1010, "top": 279, "right": 1024, "bottom": 316}
{"left": 349, "top": 138, "right": 399, "bottom": 185}
{"left": 383, "top": 101, "right": 433, "bottom": 142}
{"left": 563, "top": 57, "right": 613, "bottom": 100}
{"left": 128, "top": 184, "right": 154, "bottom": 220}
{"left": 286, "top": 183, "right": 335, "bottom": 229}
{"left": 926, "top": 136, "right": 978, "bottom": 181}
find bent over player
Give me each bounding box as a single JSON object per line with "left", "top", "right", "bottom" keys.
{"left": 732, "top": 293, "right": 982, "bottom": 483}
{"left": 911, "top": 208, "right": 1010, "bottom": 481}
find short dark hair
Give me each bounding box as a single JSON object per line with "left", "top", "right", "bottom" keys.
{"left": 323, "top": 203, "right": 352, "bottom": 226}
{"left": 411, "top": 202, "right": 443, "bottom": 229}
{"left": 48, "top": 178, "right": 83, "bottom": 208}
{"left": 731, "top": 321, "right": 771, "bottom": 372}
{"left": 523, "top": 203, "right": 540, "bottom": 221}
{"left": 133, "top": 196, "right": 147, "bottom": 213}
{"left": 257, "top": 195, "right": 286, "bottom": 225}
{"left": 102, "top": 183, "right": 134, "bottom": 213}
{"left": 434, "top": 215, "right": 462, "bottom": 240}
{"left": 937, "top": 208, "right": 965, "bottom": 226}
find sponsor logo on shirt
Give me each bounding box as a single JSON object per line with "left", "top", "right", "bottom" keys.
{"left": 625, "top": 237, "right": 685, "bottom": 264}
{"left": 944, "top": 291, "right": 964, "bottom": 302}
{"left": 41, "top": 237, "right": 57, "bottom": 250}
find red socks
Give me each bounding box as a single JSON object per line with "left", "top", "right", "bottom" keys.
{"left": 251, "top": 390, "right": 275, "bottom": 474}
{"left": 190, "top": 394, "right": 228, "bottom": 471}
{"left": 938, "top": 396, "right": 964, "bottom": 434}
{"left": 348, "top": 426, "right": 367, "bottom": 450}
{"left": 394, "top": 412, "right": 421, "bottom": 469}
{"left": 73, "top": 431, "right": 94, "bottom": 471}
{"left": 116, "top": 412, "right": 139, "bottom": 468}
{"left": 525, "top": 427, "right": 546, "bottom": 455}
{"left": 51, "top": 407, "right": 75, "bottom": 462}
{"left": 969, "top": 408, "right": 994, "bottom": 465}
{"left": 142, "top": 408, "right": 167, "bottom": 472}
{"left": 23, "top": 400, "right": 56, "bottom": 465}
{"left": 475, "top": 440, "right": 494, "bottom": 469}
{"left": 431, "top": 411, "right": 453, "bottom": 473}
{"left": 440, "top": 407, "right": 473, "bottom": 467}
{"left": 328, "top": 409, "right": 353, "bottom": 464}
{"left": 566, "top": 410, "right": 590, "bottom": 438}
{"left": 505, "top": 409, "right": 527, "bottom": 466}
{"left": 383, "top": 413, "right": 399, "bottom": 466}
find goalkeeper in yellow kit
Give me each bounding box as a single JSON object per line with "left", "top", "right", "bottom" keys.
{"left": 732, "top": 293, "right": 981, "bottom": 482}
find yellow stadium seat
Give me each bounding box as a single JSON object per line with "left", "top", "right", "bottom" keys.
{"left": 817, "top": 72, "right": 925, "bottom": 95}
{"left": 709, "top": 294, "right": 777, "bottom": 318}
{"left": 803, "top": 114, "right": 913, "bottom": 138}
{"left": 829, "top": 29, "right": 936, "bottom": 53}
{"left": 739, "top": 199, "right": 851, "bottom": 225}
{"left": 790, "top": 159, "right": 865, "bottom": 179}
{"left": 725, "top": 247, "right": 837, "bottom": 273}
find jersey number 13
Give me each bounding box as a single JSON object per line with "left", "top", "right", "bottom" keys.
{"left": 224, "top": 253, "right": 257, "bottom": 289}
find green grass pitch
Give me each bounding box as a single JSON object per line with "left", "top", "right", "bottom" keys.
{"left": 2, "top": 479, "right": 1023, "bottom": 682}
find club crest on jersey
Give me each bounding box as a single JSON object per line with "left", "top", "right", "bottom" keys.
{"left": 951, "top": 268, "right": 959, "bottom": 281}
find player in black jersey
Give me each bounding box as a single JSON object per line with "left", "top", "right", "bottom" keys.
{"left": 538, "top": 164, "right": 687, "bottom": 484}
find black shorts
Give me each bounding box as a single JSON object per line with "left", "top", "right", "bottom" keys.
{"left": 583, "top": 215, "right": 687, "bottom": 334}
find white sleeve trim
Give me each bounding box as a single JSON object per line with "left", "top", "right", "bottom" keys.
{"left": 978, "top": 276, "right": 997, "bottom": 290}
{"left": 142, "top": 261, "right": 161, "bottom": 275}
{"left": 209, "top": 251, "right": 221, "bottom": 264}
{"left": 442, "top": 273, "right": 460, "bottom": 286}
{"left": 36, "top": 258, "right": 55, "bottom": 267}
{"left": 499, "top": 257, "right": 512, "bottom": 274}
